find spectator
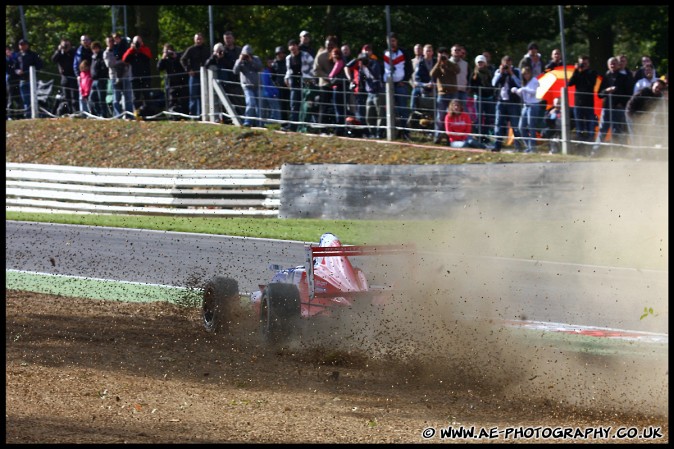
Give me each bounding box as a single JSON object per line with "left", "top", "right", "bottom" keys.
{"left": 429, "top": 46, "right": 460, "bottom": 145}
{"left": 271, "top": 46, "right": 289, "bottom": 123}
{"left": 157, "top": 43, "right": 188, "bottom": 115}
{"left": 6, "top": 44, "right": 22, "bottom": 119}
{"left": 112, "top": 33, "right": 129, "bottom": 60}
{"left": 633, "top": 64, "right": 656, "bottom": 94}
{"left": 340, "top": 44, "right": 356, "bottom": 118}
{"left": 313, "top": 35, "right": 338, "bottom": 133}
{"left": 344, "top": 43, "right": 370, "bottom": 123}
{"left": 450, "top": 44, "right": 469, "bottom": 108}
{"left": 73, "top": 35, "right": 93, "bottom": 112}
{"left": 221, "top": 31, "right": 244, "bottom": 118}
{"left": 283, "top": 39, "right": 314, "bottom": 132}
{"left": 518, "top": 41, "right": 545, "bottom": 141}
{"left": 470, "top": 54, "right": 496, "bottom": 142}
{"left": 625, "top": 78, "right": 668, "bottom": 147}
{"left": 383, "top": 32, "right": 412, "bottom": 140}
{"left": 409, "top": 44, "right": 435, "bottom": 113}
{"left": 633, "top": 55, "right": 658, "bottom": 83}
{"left": 545, "top": 48, "right": 563, "bottom": 72}
{"left": 592, "top": 56, "right": 632, "bottom": 156}
{"left": 103, "top": 35, "right": 133, "bottom": 119}
{"left": 567, "top": 55, "right": 598, "bottom": 143}
{"left": 78, "top": 59, "right": 92, "bottom": 114}
{"left": 491, "top": 55, "right": 523, "bottom": 152}
{"left": 50, "top": 38, "right": 78, "bottom": 113}
{"left": 328, "top": 46, "right": 348, "bottom": 134}
{"left": 232, "top": 44, "right": 263, "bottom": 127}
{"left": 357, "top": 49, "right": 383, "bottom": 139}
{"left": 411, "top": 43, "right": 423, "bottom": 71}
{"left": 122, "top": 35, "right": 153, "bottom": 116}
{"left": 298, "top": 30, "right": 315, "bottom": 58}
{"left": 482, "top": 50, "right": 497, "bottom": 76}
{"left": 511, "top": 66, "right": 540, "bottom": 153}
{"left": 15, "top": 39, "right": 43, "bottom": 119}
{"left": 260, "top": 57, "right": 281, "bottom": 126}
{"left": 203, "top": 43, "right": 229, "bottom": 121}
{"left": 617, "top": 54, "right": 635, "bottom": 93}
{"left": 444, "top": 98, "right": 487, "bottom": 149}
{"left": 542, "top": 97, "right": 562, "bottom": 154}
{"left": 89, "top": 41, "right": 110, "bottom": 117}
{"left": 180, "top": 32, "right": 210, "bottom": 117}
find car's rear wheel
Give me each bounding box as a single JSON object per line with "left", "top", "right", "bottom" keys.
{"left": 260, "top": 283, "right": 300, "bottom": 345}
{"left": 202, "top": 276, "right": 239, "bottom": 333}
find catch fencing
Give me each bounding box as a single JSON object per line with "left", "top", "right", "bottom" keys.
{"left": 5, "top": 162, "right": 281, "bottom": 217}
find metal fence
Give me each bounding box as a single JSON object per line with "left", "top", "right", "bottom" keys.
{"left": 7, "top": 66, "right": 669, "bottom": 157}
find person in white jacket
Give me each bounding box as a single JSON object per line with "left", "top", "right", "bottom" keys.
{"left": 511, "top": 66, "right": 540, "bottom": 153}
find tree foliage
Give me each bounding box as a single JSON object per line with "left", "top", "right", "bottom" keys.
{"left": 6, "top": 5, "right": 668, "bottom": 77}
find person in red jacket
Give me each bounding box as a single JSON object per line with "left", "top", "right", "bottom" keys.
{"left": 122, "top": 35, "right": 153, "bottom": 115}
{"left": 444, "top": 99, "right": 487, "bottom": 149}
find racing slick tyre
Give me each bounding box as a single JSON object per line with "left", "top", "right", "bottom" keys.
{"left": 202, "top": 276, "right": 239, "bottom": 333}
{"left": 260, "top": 283, "right": 300, "bottom": 345}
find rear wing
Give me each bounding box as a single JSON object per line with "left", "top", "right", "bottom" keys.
{"left": 305, "top": 243, "right": 416, "bottom": 301}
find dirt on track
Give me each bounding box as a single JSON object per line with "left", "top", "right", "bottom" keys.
{"left": 5, "top": 289, "right": 668, "bottom": 444}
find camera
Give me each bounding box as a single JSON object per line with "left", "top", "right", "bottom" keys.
{"left": 503, "top": 65, "right": 509, "bottom": 71}
{"left": 440, "top": 55, "right": 448, "bottom": 61}
{"left": 134, "top": 42, "right": 140, "bottom": 49}
{"left": 217, "top": 50, "right": 224, "bottom": 56}
{"left": 579, "top": 62, "right": 587, "bottom": 69}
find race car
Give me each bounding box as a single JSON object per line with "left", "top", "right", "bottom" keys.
{"left": 201, "top": 233, "right": 415, "bottom": 344}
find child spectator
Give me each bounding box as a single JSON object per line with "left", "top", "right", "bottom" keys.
{"left": 78, "top": 59, "right": 92, "bottom": 113}
{"left": 260, "top": 57, "right": 281, "bottom": 125}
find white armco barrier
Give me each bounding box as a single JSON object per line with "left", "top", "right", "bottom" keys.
{"left": 5, "top": 163, "right": 281, "bottom": 217}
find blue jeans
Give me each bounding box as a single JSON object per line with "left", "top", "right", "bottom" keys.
{"left": 518, "top": 103, "right": 537, "bottom": 152}
{"left": 19, "top": 80, "right": 31, "bottom": 118}
{"left": 596, "top": 100, "right": 627, "bottom": 146}
{"left": 393, "top": 82, "right": 410, "bottom": 128}
{"left": 493, "top": 101, "right": 523, "bottom": 151}
{"left": 188, "top": 74, "right": 201, "bottom": 117}
{"left": 242, "top": 86, "right": 260, "bottom": 127}
{"left": 90, "top": 79, "right": 109, "bottom": 118}
{"left": 473, "top": 96, "right": 496, "bottom": 138}
{"left": 435, "top": 93, "right": 456, "bottom": 138}
{"left": 112, "top": 78, "right": 133, "bottom": 118}
{"left": 261, "top": 95, "right": 281, "bottom": 124}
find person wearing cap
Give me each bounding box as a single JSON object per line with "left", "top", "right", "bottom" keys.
{"left": 298, "top": 31, "right": 315, "bottom": 57}
{"left": 15, "top": 39, "right": 44, "bottom": 118}
{"left": 470, "top": 54, "right": 496, "bottom": 142}
{"left": 233, "top": 44, "right": 263, "bottom": 127}
{"left": 271, "top": 45, "right": 289, "bottom": 122}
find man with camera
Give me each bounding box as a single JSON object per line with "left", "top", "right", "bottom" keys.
{"left": 233, "top": 44, "right": 263, "bottom": 127}
{"left": 490, "top": 55, "right": 523, "bottom": 152}
{"left": 429, "top": 47, "right": 460, "bottom": 144}
{"left": 568, "top": 55, "right": 598, "bottom": 144}
{"left": 157, "top": 43, "right": 188, "bottom": 116}
{"left": 122, "top": 35, "right": 153, "bottom": 116}
{"left": 51, "top": 38, "right": 78, "bottom": 114}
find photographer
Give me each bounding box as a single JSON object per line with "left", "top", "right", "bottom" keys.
{"left": 429, "top": 47, "right": 460, "bottom": 144}
{"left": 568, "top": 55, "right": 598, "bottom": 143}
{"left": 490, "top": 55, "right": 523, "bottom": 152}
{"left": 157, "top": 43, "right": 188, "bottom": 115}
{"left": 122, "top": 35, "right": 153, "bottom": 115}
{"left": 51, "top": 38, "right": 78, "bottom": 113}
{"left": 233, "top": 44, "right": 263, "bottom": 127}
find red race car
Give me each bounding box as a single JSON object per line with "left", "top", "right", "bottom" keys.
{"left": 202, "top": 233, "right": 415, "bottom": 344}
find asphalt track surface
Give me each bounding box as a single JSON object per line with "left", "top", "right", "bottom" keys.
{"left": 5, "top": 220, "right": 668, "bottom": 336}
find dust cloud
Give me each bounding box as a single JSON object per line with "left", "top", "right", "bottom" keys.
{"left": 289, "top": 155, "right": 668, "bottom": 418}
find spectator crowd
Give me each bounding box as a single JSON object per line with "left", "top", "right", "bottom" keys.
{"left": 6, "top": 30, "right": 668, "bottom": 154}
